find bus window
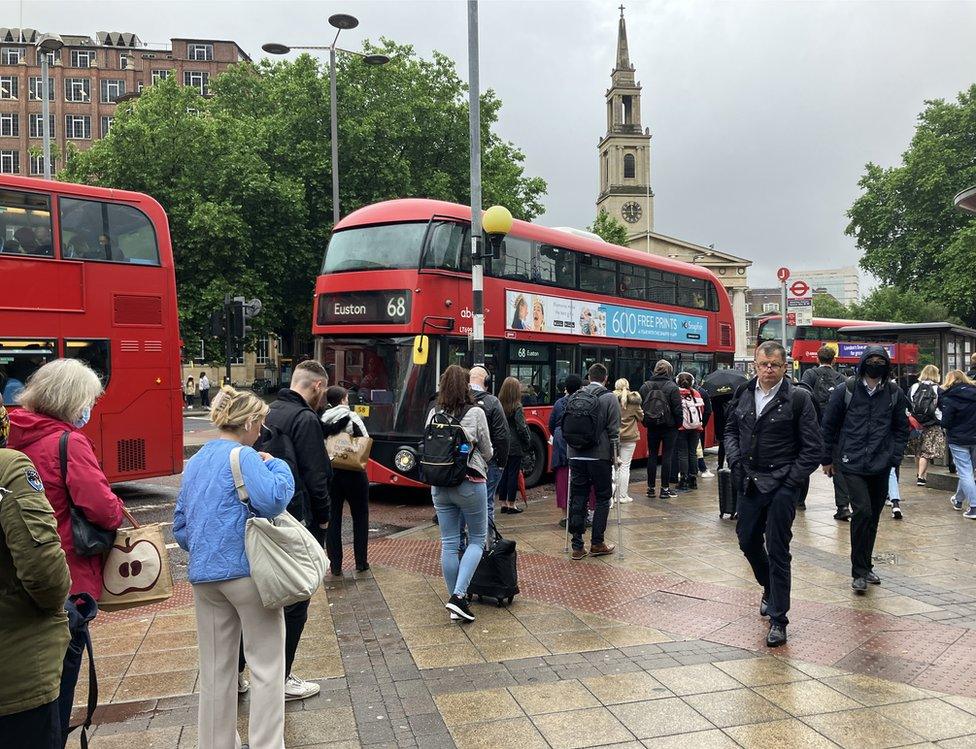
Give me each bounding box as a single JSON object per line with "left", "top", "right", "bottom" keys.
{"left": 0, "top": 339, "right": 56, "bottom": 404}
{"left": 0, "top": 189, "right": 53, "bottom": 258}
{"left": 555, "top": 344, "right": 576, "bottom": 393}
{"left": 422, "top": 221, "right": 470, "bottom": 272}
{"left": 648, "top": 270, "right": 676, "bottom": 305}
{"left": 677, "top": 275, "right": 708, "bottom": 310}
{"left": 59, "top": 198, "right": 160, "bottom": 265}
{"left": 321, "top": 223, "right": 426, "bottom": 273}
{"left": 579, "top": 255, "right": 616, "bottom": 295}
{"left": 508, "top": 343, "right": 552, "bottom": 405}
{"left": 618, "top": 263, "right": 647, "bottom": 301}
{"left": 758, "top": 317, "right": 795, "bottom": 344}
{"left": 496, "top": 235, "right": 534, "bottom": 281}
{"left": 64, "top": 339, "right": 111, "bottom": 388}
{"left": 536, "top": 244, "right": 576, "bottom": 287}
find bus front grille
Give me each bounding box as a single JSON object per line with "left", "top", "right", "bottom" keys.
{"left": 117, "top": 438, "right": 147, "bottom": 473}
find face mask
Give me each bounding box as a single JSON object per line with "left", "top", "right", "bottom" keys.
{"left": 863, "top": 362, "right": 886, "bottom": 379}
{"left": 74, "top": 406, "right": 91, "bottom": 429}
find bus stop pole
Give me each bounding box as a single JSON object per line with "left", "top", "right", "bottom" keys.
{"left": 468, "top": 0, "right": 485, "bottom": 367}
{"left": 781, "top": 281, "right": 788, "bottom": 353}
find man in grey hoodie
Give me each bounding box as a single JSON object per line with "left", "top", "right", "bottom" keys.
{"left": 565, "top": 363, "right": 621, "bottom": 560}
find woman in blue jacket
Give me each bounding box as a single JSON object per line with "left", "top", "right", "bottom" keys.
{"left": 941, "top": 370, "right": 976, "bottom": 516}
{"left": 174, "top": 386, "right": 295, "bottom": 749}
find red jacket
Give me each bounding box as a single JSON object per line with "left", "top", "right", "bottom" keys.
{"left": 8, "top": 409, "right": 125, "bottom": 598}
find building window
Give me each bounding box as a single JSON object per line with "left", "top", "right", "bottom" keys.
{"left": 1, "top": 47, "right": 24, "bottom": 65}
{"left": 187, "top": 43, "right": 214, "bottom": 61}
{"left": 100, "top": 116, "right": 114, "bottom": 136}
{"left": 28, "top": 76, "right": 55, "bottom": 101}
{"left": 623, "top": 153, "right": 636, "bottom": 179}
{"left": 183, "top": 70, "right": 209, "bottom": 96}
{"left": 0, "top": 113, "right": 18, "bottom": 137}
{"left": 64, "top": 78, "right": 91, "bottom": 103}
{"left": 36, "top": 49, "right": 59, "bottom": 66}
{"left": 119, "top": 53, "right": 131, "bottom": 70}
{"left": 136, "top": 81, "right": 144, "bottom": 93}
{"left": 151, "top": 69, "right": 170, "bottom": 84}
{"left": 70, "top": 49, "right": 95, "bottom": 68}
{"left": 100, "top": 78, "right": 125, "bottom": 103}
{"left": 0, "top": 76, "right": 18, "bottom": 99}
{"left": 256, "top": 337, "right": 271, "bottom": 365}
{"left": 65, "top": 115, "right": 91, "bottom": 140}
{"left": 28, "top": 114, "right": 55, "bottom": 138}
{"left": 0, "top": 150, "right": 19, "bottom": 174}
{"left": 28, "top": 154, "right": 56, "bottom": 175}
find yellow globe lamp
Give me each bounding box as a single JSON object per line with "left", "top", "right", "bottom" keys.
{"left": 483, "top": 205, "right": 513, "bottom": 258}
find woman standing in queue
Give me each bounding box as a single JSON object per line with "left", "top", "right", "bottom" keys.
{"left": 498, "top": 376, "right": 530, "bottom": 514}
{"left": 613, "top": 378, "right": 644, "bottom": 503}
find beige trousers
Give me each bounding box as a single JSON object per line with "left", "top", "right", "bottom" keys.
{"left": 193, "top": 576, "right": 285, "bottom": 749}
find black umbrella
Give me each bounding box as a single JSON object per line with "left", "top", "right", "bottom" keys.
{"left": 701, "top": 369, "right": 748, "bottom": 398}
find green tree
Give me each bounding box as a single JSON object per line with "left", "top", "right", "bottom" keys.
{"left": 62, "top": 42, "right": 547, "bottom": 356}
{"left": 846, "top": 84, "right": 976, "bottom": 325}
{"left": 589, "top": 208, "right": 630, "bottom": 245}
{"left": 812, "top": 292, "right": 851, "bottom": 319}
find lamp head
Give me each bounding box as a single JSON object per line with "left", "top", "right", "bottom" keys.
{"left": 329, "top": 13, "right": 360, "bottom": 30}
{"left": 262, "top": 42, "right": 291, "bottom": 55}
{"left": 483, "top": 205, "right": 514, "bottom": 236}
{"left": 363, "top": 54, "right": 390, "bottom": 66}
{"left": 37, "top": 33, "right": 64, "bottom": 52}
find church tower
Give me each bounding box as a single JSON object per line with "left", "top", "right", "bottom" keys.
{"left": 596, "top": 6, "right": 653, "bottom": 234}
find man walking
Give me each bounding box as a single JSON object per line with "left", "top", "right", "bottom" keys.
{"left": 563, "top": 363, "right": 620, "bottom": 560}
{"left": 468, "top": 365, "right": 509, "bottom": 523}
{"left": 799, "top": 345, "right": 851, "bottom": 520}
{"left": 725, "top": 341, "right": 822, "bottom": 647}
{"left": 639, "top": 360, "right": 682, "bottom": 499}
{"left": 198, "top": 371, "right": 211, "bottom": 409}
{"left": 821, "top": 347, "right": 909, "bottom": 594}
{"left": 256, "top": 359, "right": 333, "bottom": 700}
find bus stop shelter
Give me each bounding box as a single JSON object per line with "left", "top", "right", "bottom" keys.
{"left": 838, "top": 322, "right": 976, "bottom": 381}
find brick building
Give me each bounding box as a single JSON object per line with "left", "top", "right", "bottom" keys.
{"left": 0, "top": 28, "right": 248, "bottom": 175}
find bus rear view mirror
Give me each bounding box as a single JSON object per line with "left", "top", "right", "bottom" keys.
{"left": 412, "top": 335, "right": 429, "bottom": 365}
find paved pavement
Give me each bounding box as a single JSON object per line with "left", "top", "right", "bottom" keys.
{"left": 73, "top": 466, "right": 976, "bottom": 748}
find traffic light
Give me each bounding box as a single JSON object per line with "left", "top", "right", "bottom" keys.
{"left": 230, "top": 297, "right": 262, "bottom": 339}
{"left": 209, "top": 308, "right": 226, "bottom": 337}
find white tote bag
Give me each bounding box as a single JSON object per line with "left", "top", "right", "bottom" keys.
{"left": 230, "top": 447, "right": 328, "bottom": 609}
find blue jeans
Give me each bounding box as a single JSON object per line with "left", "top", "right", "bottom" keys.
{"left": 949, "top": 444, "right": 976, "bottom": 508}
{"left": 432, "top": 480, "right": 488, "bottom": 597}
{"left": 459, "top": 463, "right": 501, "bottom": 552}
{"left": 887, "top": 467, "right": 901, "bottom": 502}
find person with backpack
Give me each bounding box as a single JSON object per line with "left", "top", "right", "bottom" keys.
{"left": 908, "top": 364, "right": 944, "bottom": 488}
{"left": 422, "top": 365, "right": 493, "bottom": 622}
{"left": 967, "top": 353, "right": 976, "bottom": 381}
{"left": 469, "top": 366, "right": 509, "bottom": 523}
{"left": 821, "top": 346, "right": 910, "bottom": 595}
{"left": 725, "top": 341, "right": 822, "bottom": 647}
{"left": 613, "top": 378, "right": 644, "bottom": 504}
{"left": 550, "top": 376, "right": 595, "bottom": 528}
{"left": 639, "top": 360, "right": 682, "bottom": 499}
{"left": 799, "top": 345, "right": 851, "bottom": 520}
{"left": 941, "top": 370, "right": 976, "bottom": 516}
{"left": 563, "top": 363, "right": 621, "bottom": 560}
{"left": 674, "top": 372, "right": 704, "bottom": 491}
{"left": 498, "top": 376, "right": 530, "bottom": 514}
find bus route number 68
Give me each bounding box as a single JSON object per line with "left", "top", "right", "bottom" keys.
{"left": 386, "top": 296, "right": 407, "bottom": 319}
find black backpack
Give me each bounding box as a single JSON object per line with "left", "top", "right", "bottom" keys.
{"left": 811, "top": 367, "right": 843, "bottom": 414}
{"left": 561, "top": 386, "right": 603, "bottom": 450}
{"left": 911, "top": 382, "right": 939, "bottom": 427}
{"left": 420, "top": 407, "right": 473, "bottom": 487}
{"left": 642, "top": 383, "right": 673, "bottom": 428}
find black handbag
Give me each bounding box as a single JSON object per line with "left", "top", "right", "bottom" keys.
{"left": 60, "top": 432, "right": 115, "bottom": 556}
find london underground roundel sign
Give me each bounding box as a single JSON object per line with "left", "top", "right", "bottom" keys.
{"left": 789, "top": 280, "right": 811, "bottom": 298}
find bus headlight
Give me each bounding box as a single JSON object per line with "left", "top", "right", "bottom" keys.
{"left": 394, "top": 448, "right": 417, "bottom": 473}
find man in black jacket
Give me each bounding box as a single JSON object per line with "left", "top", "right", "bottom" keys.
{"left": 725, "top": 341, "right": 822, "bottom": 647}
{"left": 821, "top": 346, "right": 909, "bottom": 594}
{"left": 255, "top": 359, "right": 333, "bottom": 701}
{"left": 639, "top": 360, "right": 683, "bottom": 499}
{"left": 469, "top": 365, "right": 510, "bottom": 523}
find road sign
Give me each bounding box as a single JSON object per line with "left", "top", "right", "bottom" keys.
{"left": 787, "top": 298, "right": 812, "bottom": 325}
{"left": 777, "top": 267, "right": 791, "bottom": 283}
{"left": 789, "top": 280, "right": 811, "bottom": 299}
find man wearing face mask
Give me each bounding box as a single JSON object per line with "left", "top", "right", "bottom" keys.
{"left": 821, "top": 347, "right": 909, "bottom": 594}
{"left": 251, "top": 359, "right": 333, "bottom": 701}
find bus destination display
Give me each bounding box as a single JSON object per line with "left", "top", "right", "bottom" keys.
{"left": 317, "top": 291, "right": 412, "bottom": 325}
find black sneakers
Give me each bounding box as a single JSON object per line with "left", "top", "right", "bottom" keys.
{"left": 766, "top": 624, "right": 787, "bottom": 647}
{"left": 833, "top": 507, "right": 852, "bottom": 521}
{"left": 445, "top": 594, "right": 475, "bottom": 622}
{"left": 852, "top": 577, "right": 868, "bottom": 593}
{"left": 865, "top": 571, "right": 881, "bottom": 585}
{"left": 760, "top": 596, "right": 769, "bottom": 617}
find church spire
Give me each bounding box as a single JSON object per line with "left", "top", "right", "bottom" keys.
{"left": 616, "top": 5, "right": 631, "bottom": 71}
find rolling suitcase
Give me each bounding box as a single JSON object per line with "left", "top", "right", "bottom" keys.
{"left": 718, "top": 467, "right": 737, "bottom": 519}
{"left": 467, "top": 522, "right": 520, "bottom": 607}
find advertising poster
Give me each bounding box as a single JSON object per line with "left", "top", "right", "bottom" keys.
{"left": 506, "top": 290, "right": 708, "bottom": 345}
{"left": 838, "top": 343, "right": 896, "bottom": 359}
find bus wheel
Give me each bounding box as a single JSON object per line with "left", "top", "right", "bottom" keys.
{"left": 522, "top": 431, "right": 547, "bottom": 488}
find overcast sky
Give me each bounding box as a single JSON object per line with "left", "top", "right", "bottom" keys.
{"left": 13, "top": 0, "right": 976, "bottom": 287}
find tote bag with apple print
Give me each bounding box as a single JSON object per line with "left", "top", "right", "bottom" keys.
{"left": 98, "top": 509, "right": 173, "bottom": 611}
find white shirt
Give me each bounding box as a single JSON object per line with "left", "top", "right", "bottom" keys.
{"left": 862, "top": 378, "right": 880, "bottom": 397}
{"left": 754, "top": 378, "right": 784, "bottom": 418}
{"left": 199, "top": 375, "right": 210, "bottom": 391}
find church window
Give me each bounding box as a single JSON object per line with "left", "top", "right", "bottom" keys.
{"left": 623, "top": 153, "right": 636, "bottom": 179}
{"left": 622, "top": 95, "right": 633, "bottom": 125}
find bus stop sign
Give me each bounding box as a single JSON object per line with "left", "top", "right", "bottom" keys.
{"left": 776, "top": 267, "right": 790, "bottom": 282}
{"left": 789, "top": 280, "right": 811, "bottom": 298}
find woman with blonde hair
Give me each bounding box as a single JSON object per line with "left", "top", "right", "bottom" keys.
{"left": 941, "top": 370, "right": 976, "bottom": 515}
{"left": 909, "top": 364, "right": 944, "bottom": 487}
{"left": 613, "top": 378, "right": 643, "bottom": 503}
{"left": 498, "top": 376, "right": 531, "bottom": 514}
{"left": 174, "top": 386, "right": 295, "bottom": 749}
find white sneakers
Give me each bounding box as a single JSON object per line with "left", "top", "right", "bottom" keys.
{"left": 285, "top": 673, "right": 321, "bottom": 701}
{"left": 700, "top": 470, "right": 715, "bottom": 478}
{"left": 617, "top": 496, "right": 635, "bottom": 503}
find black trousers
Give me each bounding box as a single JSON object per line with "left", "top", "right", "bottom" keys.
{"left": 239, "top": 598, "right": 308, "bottom": 677}
{"left": 499, "top": 453, "right": 521, "bottom": 503}
{"left": 646, "top": 428, "right": 678, "bottom": 489}
{"left": 569, "top": 459, "right": 613, "bottom": 551}
{"left": 674, "top": 430, "right": 699, "bottom": 483}
{"left": 714, "top": 405, "right": 728, "bottom": 469}
{"left": 843, "top": 470, "right": 889, "bottom": 579}
{"left": 736, "top": 482, "right": 798, "bottom": 627}
{"left": 0, "top": 699, "right": 61, "bottom": 749}
{"left": 325, "top": 469, "right": 370, "bottom": 571}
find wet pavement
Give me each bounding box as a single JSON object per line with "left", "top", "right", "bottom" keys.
{"left": 74, "top": 463, "right": 976, "bottom": 748}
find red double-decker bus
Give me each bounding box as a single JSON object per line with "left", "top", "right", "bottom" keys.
{"left": 0, "top": 175, "right": 183, "bottom": 483}
{"left": 756, "top": 315, "right": 919, "bottom": 377}
{"left": 313, "top": 198, "right": 736, "bottom": 488}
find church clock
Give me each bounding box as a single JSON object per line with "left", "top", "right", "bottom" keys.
{"left": 621, "top": 201, "right": 642, "bottom": 223}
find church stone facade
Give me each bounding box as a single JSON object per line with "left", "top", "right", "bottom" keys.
{"left": 597, "top": 8, "right": 751, "bottom": 358}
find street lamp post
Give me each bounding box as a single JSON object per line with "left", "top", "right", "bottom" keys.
{"left": 36, "top": 34, "right": 64, "bottom": 180}
{"left": 263, "top": 14, "right": 390, "bottom": 225}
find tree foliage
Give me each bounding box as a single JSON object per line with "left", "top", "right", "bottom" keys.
{"left": 589, "top": 208, "right": 630, "bottom": 246}
{"left": 812, "top": 286, "right": 956, "bottom": 324}
{"left": 846, "top": 84, "right": 976, "bottom": 326}
{"left": 61, "top": 41, "right": 547, "bottom": 356}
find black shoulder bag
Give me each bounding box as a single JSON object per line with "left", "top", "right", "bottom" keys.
{"left": 60, "top": 432, "right": 116, "bottom": 556}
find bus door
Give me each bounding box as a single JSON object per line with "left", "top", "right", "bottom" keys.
{"left": 581, "top": 346, "right": 615, "bottom": 381}
{"left": 506, "top": 342, "right": 553, "bottom": 406}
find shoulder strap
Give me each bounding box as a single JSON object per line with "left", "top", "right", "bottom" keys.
{"left": 59, "top": 431, "right": 77, "bottom": 510}
{"left": 229, "top": 446, "right": 252, "bottom": 510}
